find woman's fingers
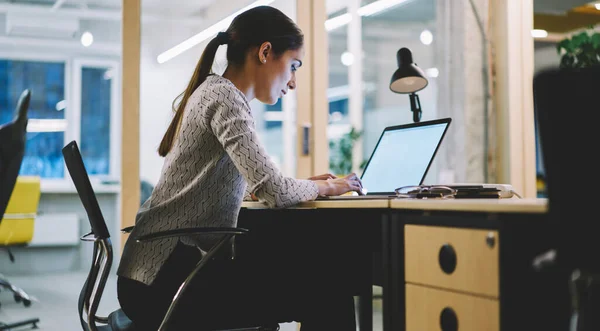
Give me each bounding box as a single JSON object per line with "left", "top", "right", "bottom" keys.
{"left": 346, "top": 179, "right": 363, "bottom": 194}
{"left": 351, "top": 183, "right": 364, "bottom": 195}
{"left": 310, "top": 173, "right": 338, "bottom": 181}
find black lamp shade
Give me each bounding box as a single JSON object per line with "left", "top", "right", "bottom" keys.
{"left": 390, "top": 47, "right": 428, "bottom": 94}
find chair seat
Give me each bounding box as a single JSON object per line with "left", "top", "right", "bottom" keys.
{"left": 108, "top": 309, "right": 135, "bottom": 331}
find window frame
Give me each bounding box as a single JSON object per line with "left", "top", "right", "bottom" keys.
{"left": 0, "top": 52, "right": 121, "bottom": 190}
{"left": 72, "top": 58, "right": 121, "bottom": 181}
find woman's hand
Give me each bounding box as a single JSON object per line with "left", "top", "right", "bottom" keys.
{"left": 308, "top": 173, "right": 337, "bottom": 181}
{"left": 314, "top": 173, "right": 364, "bottom": 196}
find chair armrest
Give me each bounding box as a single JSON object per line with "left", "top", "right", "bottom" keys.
{"left": 120, "top": 226, "right": 135, "bottom": 234}
{"left": 134, "top": 227, "right": 249, "bottom": 242}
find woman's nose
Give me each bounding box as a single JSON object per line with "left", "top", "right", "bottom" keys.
{"left": 288, "top": 80, "right": 296, "bottom": 90}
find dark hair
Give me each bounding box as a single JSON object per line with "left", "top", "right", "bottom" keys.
{"left": 158, "top": 5, "right": 304, "bottom": 157}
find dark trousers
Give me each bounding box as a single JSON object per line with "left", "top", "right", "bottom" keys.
{"left": 118, "top": 236, "right": 371, "bottom": 331}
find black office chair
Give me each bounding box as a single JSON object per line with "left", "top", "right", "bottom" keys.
{"left": 0, "top": 89, "right": 40, "bottom": 330}
{"left": 533, "top": 65, "right": 600, "bottom": 331}
{"left": 62, "top": 140, "right": 280, "bottom": 331}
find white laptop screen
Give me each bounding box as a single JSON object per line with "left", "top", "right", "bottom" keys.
{"left": 360, "top": 121, "right": 450, "bottom": 194}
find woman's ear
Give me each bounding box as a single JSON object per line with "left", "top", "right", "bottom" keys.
{"left": 258, "top": 42, "right": 272, "bottom": 63}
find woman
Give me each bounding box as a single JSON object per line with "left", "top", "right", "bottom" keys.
{"left": 117, "top": 5, "right": 366, "bottom": 330}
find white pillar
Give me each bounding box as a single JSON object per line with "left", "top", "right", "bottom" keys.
{"left": 492, "top": 0, "right": 536, "bottom": 198}
{"left": 348, "top": 0, "right": 363, "bottom": 174}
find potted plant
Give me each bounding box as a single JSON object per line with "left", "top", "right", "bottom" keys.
{"left": 557, "top": 26, "right": 600, "bottom": 69}
{"left": 329, "top": 127, "right": 367, "bottom": 176}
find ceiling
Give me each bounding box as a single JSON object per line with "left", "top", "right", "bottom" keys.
{"left": 534, "top": 1, "right": 600, "bottom": 33}
{"left": 365, "top": 0, "right": 435, "bottom": 23}
{"left": 0, "top": 0, "right": 216, "bottom": 17}
{"left": 327, "top": 0, "right": 435, "bottom": 23}
{"left": 328, "top": 0, "right": 600, "bottom": 34}
{"left": 534, "top": 0, "right": 592, "bottom": 14}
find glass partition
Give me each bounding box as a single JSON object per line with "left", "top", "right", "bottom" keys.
{"left": 327, "top": 0, "right": 438, "bottom": 182}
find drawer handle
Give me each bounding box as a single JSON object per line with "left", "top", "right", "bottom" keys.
{"left": 438, "top": 244, "right": 457, "bottom": 274}
{"left": 440, "top": 307, "right": 458, "bottom": 331}
{"left": 486, "top": 232, "right": 496, "bottom": 248}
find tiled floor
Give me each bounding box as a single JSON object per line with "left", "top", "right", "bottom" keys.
{"left": 0, "top": 272, "right": 383, "bottom": 331}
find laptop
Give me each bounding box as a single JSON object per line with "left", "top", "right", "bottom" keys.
{"left": 318, "top": 117, "right": 452, "bottom": 200}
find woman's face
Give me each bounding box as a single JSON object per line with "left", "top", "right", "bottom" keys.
{"left": 254, "top": 44, "right": 304, "bottom": 105}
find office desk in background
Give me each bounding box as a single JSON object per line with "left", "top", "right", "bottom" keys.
{"left": 240, "top": 198, "right": 551, "bottom": 331}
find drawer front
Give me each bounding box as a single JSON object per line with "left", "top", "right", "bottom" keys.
{"left": 405, "top": 224, "right": 499, "bottom": 297}
{"left": 406, "top": 284, "right": 499, "bottom": 331}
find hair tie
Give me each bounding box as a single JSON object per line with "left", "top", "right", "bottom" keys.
{"left": 216, "top": 32, "right": 230, "bottom": 45}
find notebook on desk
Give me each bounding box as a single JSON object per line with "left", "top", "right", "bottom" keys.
{"left": 317, "top": 118, "right": 452, "bottom": 200}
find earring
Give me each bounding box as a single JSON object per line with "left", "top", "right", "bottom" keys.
{"left": 262, "top": 59, "right": 266, "bottom": 63}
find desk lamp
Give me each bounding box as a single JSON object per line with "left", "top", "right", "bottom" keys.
{"left": 390, "top": 47, "right": 428, "bottom": 122}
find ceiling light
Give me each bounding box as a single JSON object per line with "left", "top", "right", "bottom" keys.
{"left": 425, "top": 67, "right": 439, "bottom": 78}
{"left": 595, "top": 3, "right": 600, "bottom": 10}
{"left": 326, "top": 0, "right": 412, "bottom": 31}
{"left": 341, "top": 51, "right": 355, "bottom": 66}
{"left": 420, "top": 29, "right": 433, "bottom": 45}
{"left": 80, "top": 31, "right": 93, "bottom": 47}
{"left": 157, "top": 0, "right": 274, "bottom": 64}
{"left": 357, "top": 0, "right": 412, "bottom": 17}
{"left": 55, "top": 100, "right": 66, "bottom": 111}
{"left": 531, "top": 29, "right": 548, "bottom": 38}
{"left": 325, "top": 13, "right": 352, "bottom": 31}
{"left": 103, "top": 69, "right": 114, "bottom": 80}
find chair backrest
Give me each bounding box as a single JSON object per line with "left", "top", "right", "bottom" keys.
{"left": 0, "top": 89, "right": 31, "bottom": 220}
{"left": 62, "top": 140, "right": 110, "bottom": 239}
{"left": 533, "top": 65, "right": 600, "bottom": 272}
{"left": 62, "top": 140, "right": 113, "bottom": 331}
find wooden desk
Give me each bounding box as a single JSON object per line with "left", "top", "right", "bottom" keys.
{"left": 242, "top": 199, "right": 390, "bottom": 209}
{"left": 389, "top": 198, "right": 550, "bottom": 331}
{"left": 240, "top": 198, "right": 551, "bottom": 331}
{"left": 240, "top": 199, "right": 389, "bottom": 331}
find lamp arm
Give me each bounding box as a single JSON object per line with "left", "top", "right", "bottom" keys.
{"left": 409, "top": 92, "right": 422, "bottom": 123}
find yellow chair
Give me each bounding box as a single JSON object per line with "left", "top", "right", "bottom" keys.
{"left": 0, "top": 176, "right": 40, "bottom": 307}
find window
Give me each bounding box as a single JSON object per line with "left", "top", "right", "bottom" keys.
{"left": 0, "top": 56, "right": 119, "bottom": 182}
{"left": 74, "top": 60, "right": 120, "bottom": 178}
{"left": 0, "top": 59, "right": 66, "bottom": 178}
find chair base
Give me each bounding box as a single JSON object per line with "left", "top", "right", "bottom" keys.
{"left": 0, "top": 318, "right": 40, "bottom": 330}
{"left": 0, "top": 275, "right": 39, "bottom": 330}
{"left": 0, "top": 274, "right": 34, "bottom": 307}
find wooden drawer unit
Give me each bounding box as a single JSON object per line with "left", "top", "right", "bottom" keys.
{"left": 406, "top": 283, "right": 499, "bottom": 331}
{"left": 405, "top": 225, "right": 499, "bottom": 297}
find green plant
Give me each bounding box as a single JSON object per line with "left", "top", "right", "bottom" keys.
{"left": 557, "top": 26, "right": 600, "bottom": 69}
{"left": 329, "top": 127, "right": 367, "bottom": 175}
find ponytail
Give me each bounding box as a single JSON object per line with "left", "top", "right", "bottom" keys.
{"left": 158, "top": 4, "right": 304, "bottom": 157}
{"left": 158, "top": 35, "right": 224, "bottom": 157}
